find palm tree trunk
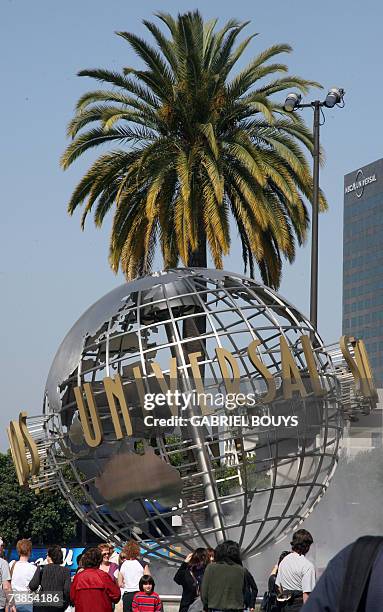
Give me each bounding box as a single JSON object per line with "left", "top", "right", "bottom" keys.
{"left": 182, "top": 237, "right": 225, "bottom": 543}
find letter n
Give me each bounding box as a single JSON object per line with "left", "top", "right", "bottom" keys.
{"left": 103, "top": 374, "right": 132, "bottom": 438}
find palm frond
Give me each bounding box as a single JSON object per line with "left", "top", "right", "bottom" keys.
{"left": 117, "top": 31, "right": 174, "bottom": 96}
{"left": 198, "top": 123, "right": 219, "bottom": 159}
{"left": 211, "top": 21, "right": 250, "bottom": 75}
{"left": 143, "top": 19, "right": 178, "bottom": 70}
{"left": 256, "top": 76, "right": 322, "bottom": 96}
{"left": 61, "top": 126, "right": 156, "bottom": 169}
{"left": 75, "top": 90, "right": 158, "bottom": 116}
{"left": 78, "top": 68, "right": 133, "bottom": 89}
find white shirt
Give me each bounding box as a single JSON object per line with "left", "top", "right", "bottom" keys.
{"left": 119, "top": 559, "right": 146, "bottom": 592}
{"left": 275, "top": 552, "right": 316, "bottom": 593}
{"left": 10, "top": 560, "right": 36, "bottom": 592}
{"left": 0, "top": 559, "right": 11, "bottom": 608}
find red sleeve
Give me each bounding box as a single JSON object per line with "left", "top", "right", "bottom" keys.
{"left": 70, "top": 575, "right": 77, "bottom": 605}
{"left": 104, "top": 573, "right": 121, "bottom": 604}
{"left": 155, "top": 595, "right": 162, "bottom": 612}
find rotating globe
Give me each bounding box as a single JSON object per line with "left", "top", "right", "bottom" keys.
{"left": 42, "top": 268, "right": 343, "bottom": 562}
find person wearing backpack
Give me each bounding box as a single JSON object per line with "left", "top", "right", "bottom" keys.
{"left": 302, "top": 535, "right": 383, "bottom": 612}
{"left": 174, "top": 548, "right": 210, "bottom": 612}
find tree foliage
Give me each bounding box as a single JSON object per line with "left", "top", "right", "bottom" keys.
{"left": 0, "top": 453, "right": 79, "bottom": 546}
{"left": 62, "top": 10, "right": 326, "bottom": 288}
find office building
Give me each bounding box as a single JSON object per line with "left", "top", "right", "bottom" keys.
{"left": 343, "top": 157, "right": 383, "bottom": 386}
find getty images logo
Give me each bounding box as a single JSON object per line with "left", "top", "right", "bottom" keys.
{"left": 345, "top": 168, "right": 377, "bottom": 198}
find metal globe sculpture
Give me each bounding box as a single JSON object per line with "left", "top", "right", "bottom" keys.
{"left": 41, "top": 268, "right": 343, "bottom": 562}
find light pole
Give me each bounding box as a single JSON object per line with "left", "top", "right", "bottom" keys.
{"left": 283, "top": 88, "right": 345, "bottom": 332}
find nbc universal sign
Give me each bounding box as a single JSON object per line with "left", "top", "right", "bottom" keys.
{"left": 345, "top": 167, "right": 377, "bottom": 198}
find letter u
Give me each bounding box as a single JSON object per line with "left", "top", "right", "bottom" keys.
{"left": 74, "top": 384, "right": 103, "bottom": 447}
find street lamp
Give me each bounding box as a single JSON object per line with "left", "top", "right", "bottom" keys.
{"left": 283, "top": 87, "right": 345, "bottom": 332}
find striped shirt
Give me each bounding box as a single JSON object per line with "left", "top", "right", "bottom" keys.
{"left": 132, "top": 590, "right": 162, "bottom": 612}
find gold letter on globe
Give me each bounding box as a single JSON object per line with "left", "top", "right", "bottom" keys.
{"left": 74, "top": 384, "right": 103, "bottom": 447}
{"left": 7, "top": 412, "right": 40, "bottom": 486}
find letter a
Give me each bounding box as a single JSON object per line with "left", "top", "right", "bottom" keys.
{"left": 300, "top": 335, "right": 325, "bottom": 396}
{"left": 280, "top": 336, "right": 307, "bottom": 399}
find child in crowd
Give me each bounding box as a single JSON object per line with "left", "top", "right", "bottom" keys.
{"left": 132, "top": 575, "right": 162, "bottom": 612}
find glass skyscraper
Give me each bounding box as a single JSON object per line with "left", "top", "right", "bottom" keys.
{"left": 343, "top": 157, "right": 383, "bottom": 387}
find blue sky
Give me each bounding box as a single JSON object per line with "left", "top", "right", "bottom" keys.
{"left": 1, "top": 0, "right": 382, "bottom": 450}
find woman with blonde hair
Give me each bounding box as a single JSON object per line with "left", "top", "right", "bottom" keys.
{"left": 118, "top": 540, "right": 150, "bottom": 612}
{"left": 10, "top": 539, "right": 36, "bottom": 612}
{"left": 99, "top": 543, "right": 119, "bottom": 583}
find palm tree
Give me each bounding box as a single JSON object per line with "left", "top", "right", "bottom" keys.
{"left": 61, "top": 10, "right": 326, "bottom": 289}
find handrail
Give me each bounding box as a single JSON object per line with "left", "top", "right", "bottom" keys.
{"left": 158, "top": 595, "right": 182, "bottom": 602}
{"left": 158, "top": 594, "right": 263, "bottom": 604}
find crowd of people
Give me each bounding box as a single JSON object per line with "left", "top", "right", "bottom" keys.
{"left": 0, "top": 538, "right": 156, "bottom": 612}
{"left": 0, "top": 532, "right": 308, "bottom": 612}
{"left": 0, "top": 530, "right": 380, "bottom": 612}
